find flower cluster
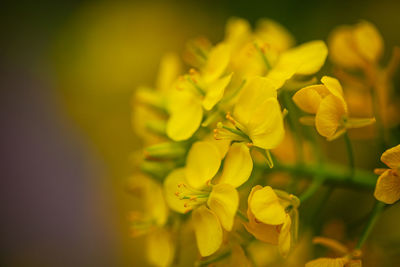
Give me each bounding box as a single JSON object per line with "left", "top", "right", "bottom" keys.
{"left": 129, "top": 18, "right": 399, "bottom": 266}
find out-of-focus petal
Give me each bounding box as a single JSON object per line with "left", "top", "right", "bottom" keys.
{"left": 146, "top": 228, "right": 175, "bottom": 267}
{"left": 186, "top": 141, "right": 221, "bottom": 189}
{"left": 249, "top": 186, "right": 286, "bottom": 225}
{"left": 305, "top": 257, "right": 348, "bottom": 267}
{"left": 255, "top": 19, "right": 295, "bottom": 52}
{"left": 207, "top": 183, "right": 239, "bottom": 231}
{"left": 192, "top": 206, "right": 223, "bottom": 257}
{"left": 354, "top": 21, "right": 384, "bottom": 63}
{"left": 381, "top": 144, "right": 400, "bottom": 169}
{"left": 225, "top": 17, "right": 252, "bottom": 51}
{"left": 203, "top": 73, "right": 232, "bottom": 110}
{"left": 374, "top": 170, "right": 400, "bottom": 204}
{"left": 202, "top": 43, "right": 230, "bottom": 83}
{"left": 219, "top": 143, "right": 253, "bottom": 188}
{"left": 328, "top": 26, "right": 364, "bottom": 69}
{"left": 166, "top": 90, "right": 203, "bottom": 141}
{"left": 156, "top": 53, "right": 181, "bottom": 93}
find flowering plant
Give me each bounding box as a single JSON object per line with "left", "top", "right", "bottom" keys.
{"left": 129, "top": 18, "right": 400, "bottom": 266}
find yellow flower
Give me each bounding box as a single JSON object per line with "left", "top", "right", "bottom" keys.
{"left": 244, "top": 185, "right": 299, "bottom": 257}
{"left": 133, "top": 53, "right": 181, "bottom": 144}
{"left": 293, "top": 76, "right": 375, "bottom": 140}
{"left": 224, "top": 18, "right": 295, "bottom": 82}
{"left": 164, "top": 141, "right": 252, "bottom": 256}
{"left": 128, "top": 174, "right": 174, "bottom": 267}
{"left": 374, "top": 144, "right": 400, "bottom": 204}
{"left": 328, "top": 21, "right": 383, "bottom": 69}
{"left": 166, "top": 44, "right": 233, "bottom": 141}
{"left": 214, "top": 76, "right": 285, "bottom": 166}
{"left": 305, "top": 237, "right": 362, "bottom": 267}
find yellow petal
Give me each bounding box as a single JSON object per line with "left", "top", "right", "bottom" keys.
{"left": 244, "top": 187, "right": 279, "bottom": 244}
{"left": 305, "top": 257, "right": 348, "bottom": 267}
{"left": 128, "top": 174, "right": 168, "bottom": 225}
{"left": 219, "top": 143, "right": 253, "bottom": 188}
{"left": 268, "top": 41, "right": 327, "bottom": 87}
{"left": 354, "top": 21, "right": 384, "bottom": 63}
{"left": 203, "top": 73, "right": 232, "bottom": 110}
{"left": 202, "top": 43, "right": 230, "bottom": 84}
{"left": 321, "top": 76, "right": 346, "bottom": 108}
{"left": 374, "top": 170, "right": 400, "bottom": 204}
{"left": 278, "top": 215, "right": 292, "bottom": 257}
{"left": 163, "top": 168, "right": 188, "bottom": 213}
{"left": 156, "top": 53, "right": 181, "bottom": 93}
{"left": 250, "top": 186, "right": 286, "bottom": 225}
{"left": 288, "top": 40, "right": 328, "bottom": 75}
{"left": 255, "top": 19, "right": 295, "bottom": 52}
{"left": 166, "top": 90, "right": 203, "bottom": 141}
{"left": 225, "top": 17, "right": 252, "bottom": 51}
{"left": 234, "top": 76, "right": 277, "bottom": 125}
{"left": 315, "top": 95, "right": 346, "bottom": 139}
{"left": 186, "top": 141, "right": 221, "bottom": 189}
{"left": 328, "top": 26, "right": 365, "bottom": 69}
{"left": 207, "top": 183, "right": 239, "bottom": 231}
{"left": 247, "top": 98, "right": 285, "bottom": 150}
{"left": 146, "top": 228, "right": 175, "bottom": 267}
{"left": 192, "top": 206, "right": 223, "bottom": 257}
{"left": 293, "top": 85, "right": 327, "bottom": 114}
{"left": 381, "top": 144, "right": 400, "bottom": 169}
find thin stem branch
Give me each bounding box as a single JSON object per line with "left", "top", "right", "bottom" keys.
{"left": 344, "top": 132, "right": 355, "bottom": 177}
{"left": 255, "top": 161, "right": 377, "bottom": 189}
{"left": 236, "top": 210, "right": 249, "bottom": 222}
{"left": 299, "top": 178, "right": 324, "bottom": 203}
{"left": 355, "top": 201, "right": 385, "bottom": 249}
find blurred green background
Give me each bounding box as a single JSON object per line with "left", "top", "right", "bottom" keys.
{"left": 1, "top": 0, "right": 399, "bottom": 266}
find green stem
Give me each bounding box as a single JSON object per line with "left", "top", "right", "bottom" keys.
{"left": 196, "top": 250, "right": 232, "bottom": 267}
{"left": 355, "top": 201, "right": 385, "bottom": 249}
{"left": 236, "top": 210, "right": 249, "bottom": 222}
{"left": 344, "top": 132, "right": 355, "bottom": 177}
{"left": 255, "top": 161, "right": 377, "bottom": 189}
{"left": 299, "top": 178, "right": 324, "bottom": 203}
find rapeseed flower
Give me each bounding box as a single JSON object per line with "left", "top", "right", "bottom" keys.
{"left": 374, "top": 144, "right": 400, "bottom": 204}
{"left": 128, "top": 174, "right": 174, "bottom": 267}
{"left": 166, "top": 44, "right": 232, "bottom": 141}
{"left": 244, "top": 185, "right": 299, "bottom": 257}
{"left": 164, "top": 141, "right": 252, "bottom": 256}
{"left": 293, "top": 76, "right": 375, "bottom": 140}
{"left": 214, "top": 76, "right": 285, "bottom": 166}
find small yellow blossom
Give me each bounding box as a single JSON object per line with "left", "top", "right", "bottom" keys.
{"left": 293, "top": 76, "right": 375, "bottom": 140}
{"left": 164, "top": 141, "right": 252, "bottom": 256}
{"left": 244, "top": 185, "right": 299, "bottom": 257}
{"left": 132, "top": 53, "right": 181, "bottom": 144}
{"left": 128, "top": 174, "right": 174, "bottom": 267}
{"left": 167, "top": 43, "right": 232, "bottom": 141}
{"left": 214, "top": 76, "right": 285, "bottom": 166}
{"left": 374, "top": 144, "right": 400, "bottom": 204}
{"left": 328, "top": 21, "right": 383, "bottom": 69}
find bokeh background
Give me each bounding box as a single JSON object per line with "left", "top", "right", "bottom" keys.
{"left": 1, "top": 0, "right": 399, "bottom": 266}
